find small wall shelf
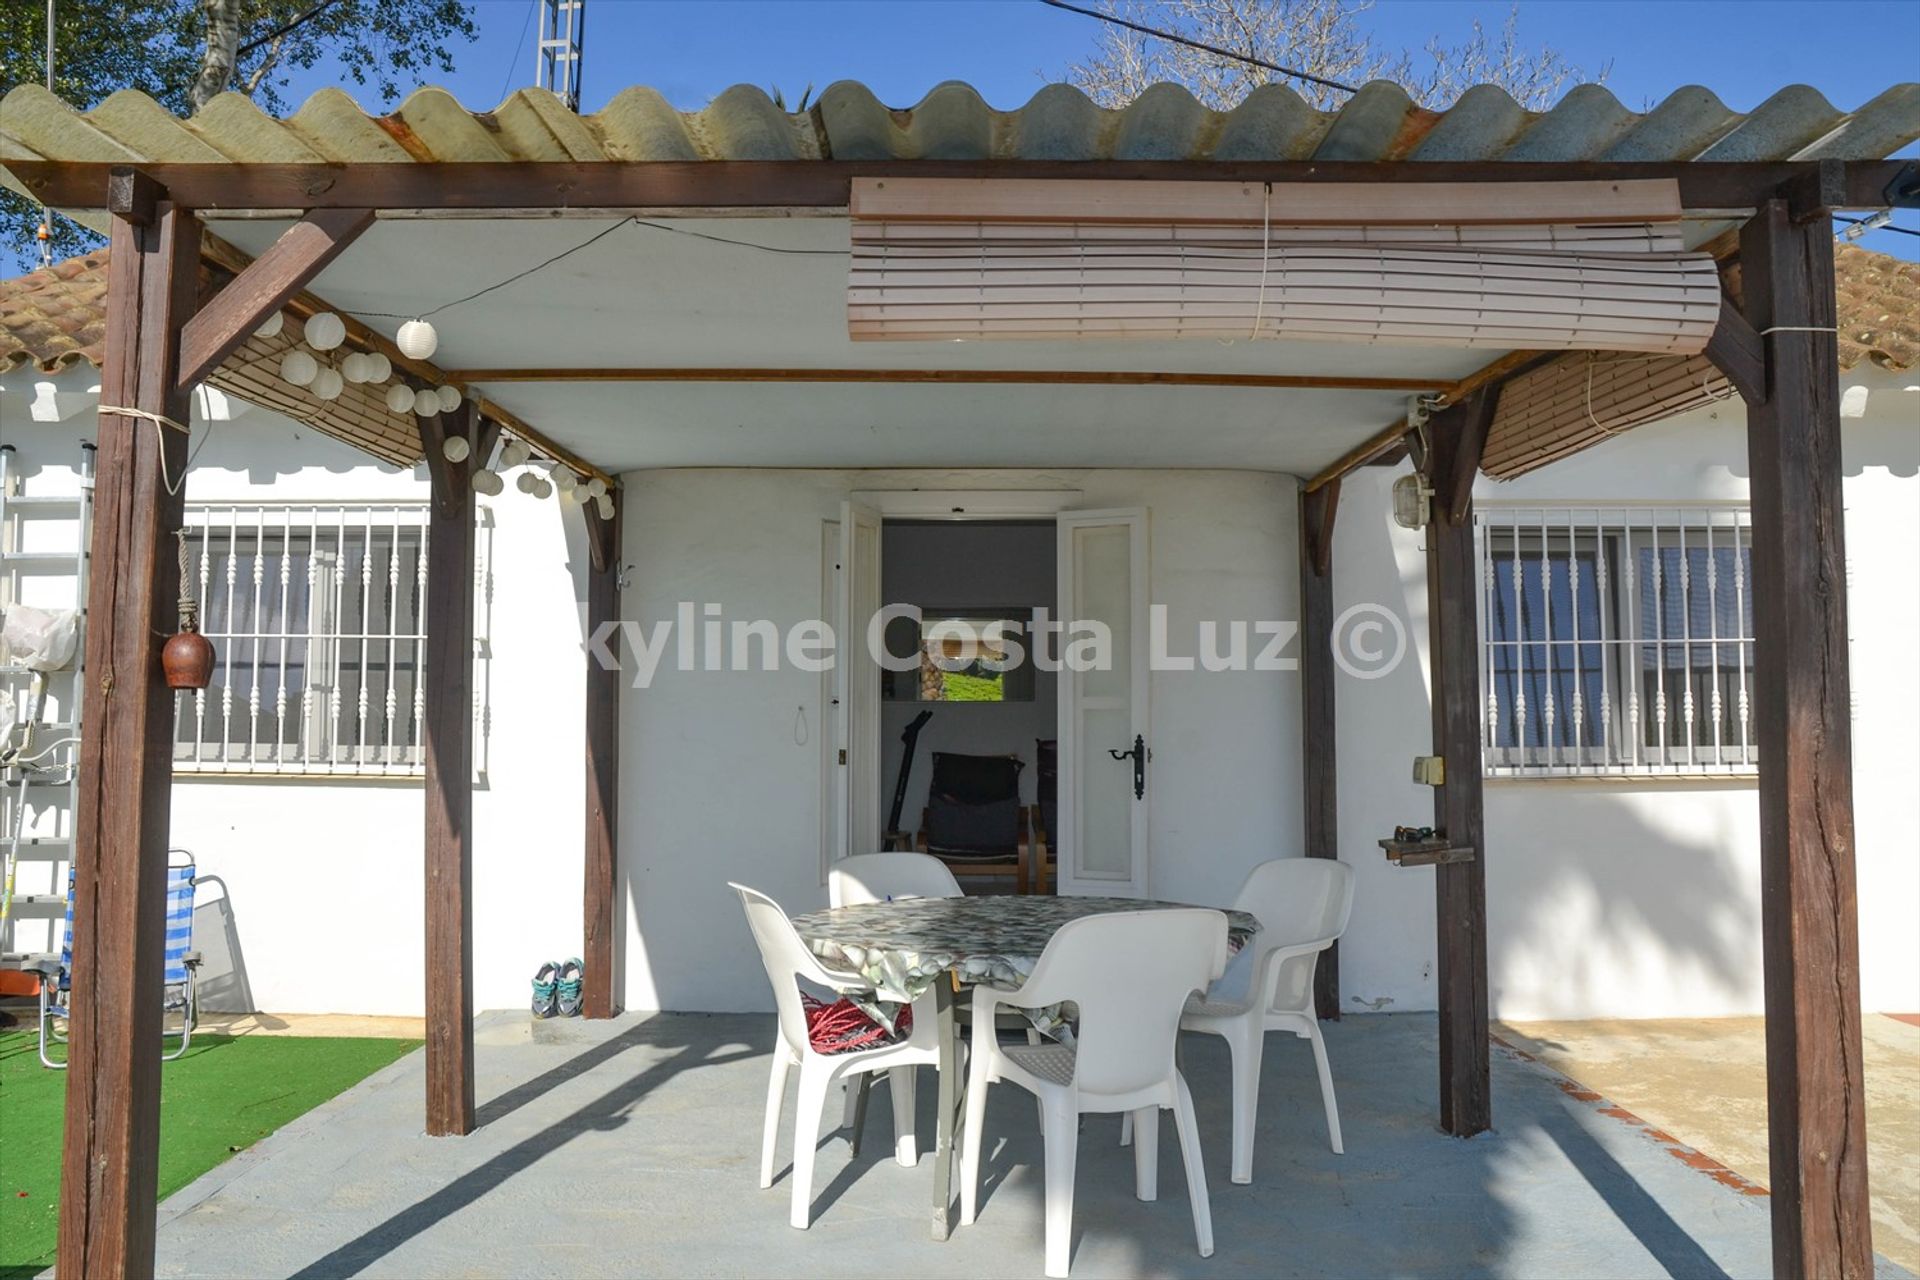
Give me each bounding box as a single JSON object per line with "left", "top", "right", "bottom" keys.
{"left": 1378, "top": 837, "right": 1476, "bottom": 867}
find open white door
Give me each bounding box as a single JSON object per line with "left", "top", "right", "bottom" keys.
{"left": 1056, "top": 508, "right": 1149, "bottom": 897}
{"left": 835, "top": 499, "right": 884, "bottom": 858}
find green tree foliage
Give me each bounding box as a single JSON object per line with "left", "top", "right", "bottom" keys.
{"left": 2, "top": 0, "right": 476, "bottom": 265}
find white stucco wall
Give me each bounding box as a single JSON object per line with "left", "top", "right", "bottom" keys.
{"left": 8, "top": 362, "right": 1913, "bottom": 1023}
{"left": 1, "top": 369, "right": 590, "bottom": 1017}
{"left": 1334, "top": 369, "right": 1920, "bottom": 1020}
{"left": 613, "top": 468, "right": 1300, "bottom": 1013}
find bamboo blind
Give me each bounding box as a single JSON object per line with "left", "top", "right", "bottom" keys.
{"left": 848, "top": 221, "right": 1721, "bottom": 354}
{"left": 1481, "top": 351, "right": 1732, "bottom": 479}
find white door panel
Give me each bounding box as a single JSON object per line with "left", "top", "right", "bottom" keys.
{"left": 1056, "top": 508, "right": 1149, "bottom": 896}
{"left": 836, "top": 500, "right": 883, "bottom": 858}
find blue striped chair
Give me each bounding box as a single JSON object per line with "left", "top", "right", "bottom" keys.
{"left": 33, "top": 850, "right": 201, "bottom": 1069}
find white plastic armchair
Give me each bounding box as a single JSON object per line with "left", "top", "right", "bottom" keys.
{"left": 1176, "top": 857, "right": 1356, "bottom": 1182}
{"left": 959, "top": 908, "right": 1228, "bottom": 1278}
{"left": 730, "top": 882, "right": 942, "bottom": 1229}
{"left": 828, "top": 852, "right": 963, "bottom": 906}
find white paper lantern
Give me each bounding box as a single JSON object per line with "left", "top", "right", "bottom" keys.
{"left": 584, "top": 476, "right": 607, "bottom": 499}
{"left": 280, "top": 349, "right": 318, "bottom": 386}
{"left": 553, "top": 469, "right": 578, "bottom": 494}
{"left": 594, "top": 493, "right": 615, "bottom": 520}
{"left": 498, "top": 439, "right": 531, "bottom": 469}
{"left": 254, "top": 311, "right": 285, "bottom": 340}
{"left": 415, "top": 394, "right": 442, "bottom": 418}
{"left": 385, "top": 384, "right": 416, "bottom": 414}
{"left": 339, "top": 352, "right": 371, "bottom": 383}
{"left": 472, "top": 469, "right": 505, "bottom": 497}
{"left": 365, "top": 353, "right": 392, "bottom": 383}
{"left": 311, "top": 367, "right": 345, "bottom": 401}
{"left": 442, "top": 436, "right": 471, "bottom": 463}
{"left": 516, "top": 471, "right": 541, "bottom": 495}
{"left": 304, "top": 311, "right": 347, "bottom": 351}
{"left": 436, "top": 385, "right": 462, "bottom": 413}
{"left": 531, "top": 477, "right": 554, "bottom": 500}
{"left": 396, "top": 319, "right": 439, "bottom": 360}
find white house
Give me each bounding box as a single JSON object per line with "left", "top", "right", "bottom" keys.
{"left": 5, "top": 240, "right": 1914, "bottom": 1024}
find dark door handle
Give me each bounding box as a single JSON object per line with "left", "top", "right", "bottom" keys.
{"left": 1107, "top": 734, "right": 1146, "bottom": 799}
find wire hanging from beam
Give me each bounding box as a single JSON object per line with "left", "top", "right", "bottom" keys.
{"left": 1037, "top": 0, "right": 1360, "bottom": 97}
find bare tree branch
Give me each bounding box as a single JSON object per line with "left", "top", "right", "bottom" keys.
{"left": 1062, "top": 0, "right": 1604, "bottom": 111}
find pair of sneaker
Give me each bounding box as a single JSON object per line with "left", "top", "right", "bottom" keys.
{"left": 531, "top": 958, "right": 584, "bottom": 1018}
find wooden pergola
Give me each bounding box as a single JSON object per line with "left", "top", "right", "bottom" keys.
{"left": 9, "top": 151, "right": 1911, "bottom": 1279}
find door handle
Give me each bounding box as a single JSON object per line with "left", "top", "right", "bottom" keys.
{"left": 1107, "top": 734, "right": 1146, "bottom": 800}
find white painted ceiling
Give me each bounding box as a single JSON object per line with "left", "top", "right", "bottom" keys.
{"left": 211, "top": 216, "right": 1497, "bottom": 475}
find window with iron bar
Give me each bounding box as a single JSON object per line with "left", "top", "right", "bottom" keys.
{"left": 174, "top": 503, "right": 432, "bottom": 776}
{"left": 1477, "top": 504, "right": 1756, "bottom": 776}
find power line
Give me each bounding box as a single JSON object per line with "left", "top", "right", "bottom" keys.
{"left": 1038, "top": 0, "right": 1360, "bottom": 97}
{"left": 237, "top": 0, "right": 347, "bottom": 58}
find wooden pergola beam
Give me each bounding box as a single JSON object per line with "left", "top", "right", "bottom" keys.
{"left": 581, "top": 495, "right": 623, "bottom": 1019}
{"left": 441, "top": 367, "right": 1447, "bottom": 393}
{"left": 1735, "top": 197, "right": 1872, "bottom": 1278}
{"left": 174, "top": 208, "right": 372, "bottom": 391}
{"left": 416, "top": 401, "right": 496, "bottom": 1137}
{"left": 1297, "top": 478, "right": 1341, "bottom": 1020}
{"left": 57, "top": 178, "right": 199, "bottom": 1279}
{"left": 7, "top": 158, "right": 1913, "bottom": 215}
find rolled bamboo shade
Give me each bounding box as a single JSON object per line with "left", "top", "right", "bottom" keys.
{"left": 1481, "top": 351, "right": 1732, "bottom": 479}
{"left": 848, "top": 221, "right": 1721, "bottom": 354}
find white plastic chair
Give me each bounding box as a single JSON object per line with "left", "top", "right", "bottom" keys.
{"left": 1158, "top": 858, "right": 1356, "bottom": 1183}
{"left": 828, "top": 851, "right": 963, "bottom": 906}
{"left": 730, "top": 882, "right": 943, "bottom": 1229}
{"left": 959, "top": 909, "right": 1228, "bottom": 1278}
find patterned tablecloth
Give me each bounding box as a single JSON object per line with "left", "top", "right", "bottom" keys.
{"left": 790, "top": 895, "right": 1261, "bottom": 1022}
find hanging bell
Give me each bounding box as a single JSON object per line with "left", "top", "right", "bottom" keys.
{"left": 163, "top": 618, "right": 216, "bottom": 690}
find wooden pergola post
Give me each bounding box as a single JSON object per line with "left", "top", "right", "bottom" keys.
{"left": 1423, "top": 390, "right": 1495, "bottom": 1138}
{"left": 1298, "top": 479, "right": 1341, "bottom": 1020}
{"left": 582, "top": 492, "right": 622, "bottom": 1018}
{"left": 57, "top": 175, "right": 199, "bottom": 1280}
{"left": 418, "top": 402, "right": 492, "bottom": 1136}
{"left": 1727, "top": 195, "right": 1872, "bottom": 1277}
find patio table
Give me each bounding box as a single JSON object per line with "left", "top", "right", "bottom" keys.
{"left": 790, "top": 894, "right": 1260, "bottom": 1240}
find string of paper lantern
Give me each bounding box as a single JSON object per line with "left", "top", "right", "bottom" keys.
{"left": 259, "top": 309, "right": 612, "bottom": 518}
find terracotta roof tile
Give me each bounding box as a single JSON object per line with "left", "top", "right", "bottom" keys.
{"left": 1834, "top": 243, "right": 1920, "bottom": 372}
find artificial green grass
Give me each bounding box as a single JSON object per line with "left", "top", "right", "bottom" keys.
{"left": 0, "top": 1027, "right": 419, "bottom": 1277}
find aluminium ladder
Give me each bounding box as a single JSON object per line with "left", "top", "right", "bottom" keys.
{"left": 0, "top": 441, "right": 92, "bottom": 964}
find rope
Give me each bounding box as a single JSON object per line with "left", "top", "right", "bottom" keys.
{"left": 97, "top": 404, "right": 213, "bottom": 497}
{"left": 1758, "top": 325, "right": 1840, "bottom": 335}
{"left": 175, "top": 528, "right": 198, "bottom": 630}
{"left": 1249, "top": 184, "right": 1272, "bottom": 342}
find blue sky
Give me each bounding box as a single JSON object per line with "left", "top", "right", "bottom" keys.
{"left": 262, "top": 0, "right": 1919, "bottom": 256}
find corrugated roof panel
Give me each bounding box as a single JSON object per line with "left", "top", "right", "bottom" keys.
{"left": 3, "top": 78, "right": 1917, "bottom": 216}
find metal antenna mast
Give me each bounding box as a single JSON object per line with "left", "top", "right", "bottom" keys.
{"left": 536, "top": 0, "right": 585, "bottom": 112}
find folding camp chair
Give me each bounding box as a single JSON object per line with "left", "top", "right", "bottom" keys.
{"left": 31, "top": 849, "right": 201, "bottom": 1069}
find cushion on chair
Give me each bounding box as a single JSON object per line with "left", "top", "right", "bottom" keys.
{"left": 800, "top": 993, "right": 913, "bottom": 1055}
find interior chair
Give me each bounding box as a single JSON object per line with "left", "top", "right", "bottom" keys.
{"left": 731, "top": 882, "right": 943, "bottom": 1228}
{"left": 959, "top": 909, "right": 1228, "bottom": 1278}
{"left": 33, "top": 850, "right": 201, "bottom": 1069}
{"left": 916, "top": 751, "right": 1038, "bottom": 893}
{"left": 1125, "top": 858, "right": 1356, "bottom": 1183}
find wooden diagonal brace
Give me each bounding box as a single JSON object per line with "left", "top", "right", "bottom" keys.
{"left": 174, "top": 207, "right": 373, "bottom": 392}
{"left": 1705, "top": 289, "right": 1767, "bottom": 406}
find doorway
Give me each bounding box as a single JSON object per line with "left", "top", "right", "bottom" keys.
{"left": 879, "top": 519, "right": 1057, "bottom": 893}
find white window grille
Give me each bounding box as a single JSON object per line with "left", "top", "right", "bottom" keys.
{"left": 1477, "top": 504, "right": 1756, "bottom": 776}
{"left": 174, "top": 503, "right": 430, "bottom": 776}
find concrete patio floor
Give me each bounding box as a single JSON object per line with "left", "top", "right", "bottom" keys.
{"left": 143, "top": 1011, "right": 1908, "bottom": 1280}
